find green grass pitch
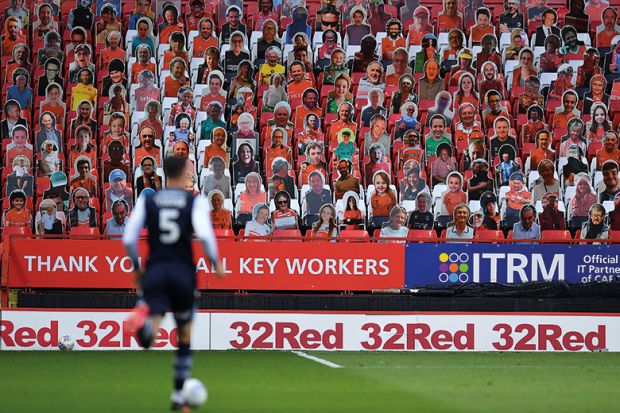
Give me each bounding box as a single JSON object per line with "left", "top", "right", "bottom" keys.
{"left": 1, "top": 351, "right": 619, "bottom": 412}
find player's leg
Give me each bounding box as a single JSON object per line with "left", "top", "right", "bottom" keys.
{"left": 169, "top": 268, "right": 197, "bottom": 411}
{"left": 137, "top": 313, "right": 163, "bottom": 348}
{"left": 171, "top": 313, "right": 194, "bottom": 411}
{"left": 127, "top": 300, "right": 166, "bottom": 348}
{"left": 125, "top": 267, "right": 168, "bottom": 349}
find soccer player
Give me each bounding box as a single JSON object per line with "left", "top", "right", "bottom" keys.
{"left": 123, "top": 156, "right": 225, "bottom": 411}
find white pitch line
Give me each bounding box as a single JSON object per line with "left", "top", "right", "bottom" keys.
{"left": 291, "top": 351, "right": 343, "bottom": 368}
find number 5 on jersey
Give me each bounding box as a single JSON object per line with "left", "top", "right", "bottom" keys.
{"left": 159, "top": 209, "right": 181, "bottom": 244}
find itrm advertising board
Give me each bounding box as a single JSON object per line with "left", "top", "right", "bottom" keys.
{"left": 405, "top": 243, "right": 620, "bottom": 287}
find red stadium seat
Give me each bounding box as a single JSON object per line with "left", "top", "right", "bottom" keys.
{"left": 418, "top": 99, "right": 434, "bottom": 112}
{"left": 608, "top": 231, "right": 620, "bottom": 241}
{"left": 350, "top": 72, "right": 365, "bottom": 84}
{"left": 339, "top": 230, "right": 370, "bottom": 242}
{"left": 70, "top": 227, "right": 101, "bottom": 239}
{"left": 213, "top": 229, "right": 234, "bottom": 239}
{"left": 541, "top": 230, "right": 572, "bottom": 241}
{"left": 407, "top": 229, "right": 438, "bottom": 242}
{"left": 272, "top": 230, "right": 302, "bottom": 241}
{"left": 474, "top": 230, "right": 505, "bottom": 241}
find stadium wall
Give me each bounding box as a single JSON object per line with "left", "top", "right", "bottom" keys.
{"left": 14, "top": 287, "right": 620, "bottom": 313}
{"left": 2, "top": 309, "right": 619, "bottom": 352}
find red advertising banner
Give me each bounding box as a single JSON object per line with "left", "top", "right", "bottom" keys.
{"left": 3, "top": 310, "right": 618, "bottom": 351}
{"left": 4, "top": 239, "right": 405, "bottom": 291}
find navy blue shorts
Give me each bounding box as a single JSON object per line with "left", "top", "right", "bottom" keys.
{"left": 141, "top": 262, "right": 196, "bottom": 323}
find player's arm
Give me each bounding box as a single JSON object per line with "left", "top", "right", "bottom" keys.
{"left": 122, "top": 195, "right": 147, "bottom": 283}
{"left": 192, "top": 195, "right": 225, "bottom": 278}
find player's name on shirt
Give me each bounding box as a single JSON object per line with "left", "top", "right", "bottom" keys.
{"left": 154, "top": 193, "right": 189, "bottom": 208}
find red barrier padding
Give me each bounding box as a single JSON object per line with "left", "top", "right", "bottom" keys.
{"left": 4, "top": 239, "right": 405, "bottom": 291}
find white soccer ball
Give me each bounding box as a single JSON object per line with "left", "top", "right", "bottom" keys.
{"left": 58, "top": 335, "right": 75, "bottom": 351}
{"left": 183, "top": 378, "right": 208, "bottom": 407}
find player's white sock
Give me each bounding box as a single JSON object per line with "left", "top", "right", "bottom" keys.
{"left": 171, "top": 390, "right": 184, "bottom": 405}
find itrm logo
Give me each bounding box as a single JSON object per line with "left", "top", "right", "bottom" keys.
{"left": 438, "top": 252, "right": 470, "bottom": 283}
{"left": 438, "top": 251, "right": 565, "bottom": 284}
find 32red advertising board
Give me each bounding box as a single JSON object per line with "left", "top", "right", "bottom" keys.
{"left": 3, "top": 309, "right": 618, "bottom": 351}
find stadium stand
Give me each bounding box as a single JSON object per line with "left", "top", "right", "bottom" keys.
{"left": 2, "top": 0, "right": 620, "bottom": 242}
